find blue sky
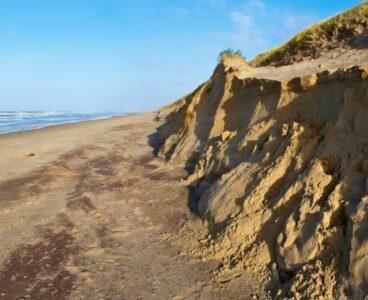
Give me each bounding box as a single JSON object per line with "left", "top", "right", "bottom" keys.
{"left": 0, "top": 0, "right": 363, "bottom": 112}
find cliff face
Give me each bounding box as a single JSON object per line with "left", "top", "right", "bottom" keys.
{"left": 156, "top": 55, "right": 368, "bottom": 298}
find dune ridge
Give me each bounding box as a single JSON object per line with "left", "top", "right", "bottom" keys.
{"left": 250, "top": 1, "right": 368, "bottom": 67}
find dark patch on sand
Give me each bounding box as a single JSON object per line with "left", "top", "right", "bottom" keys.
{"left": 132, "top": 153, "right": 167, "bottom": 171}
{"left": 146, "top": 172, "right": 170, "bottom": 180}
{"left": 66, "top": 157, "right": 121, "bottom": 199}
{"left": 0, "top": 170, "right": 53, "bottom": 205}
{"left": 0, "top": 228, "right": 76, "bottom": 299}
{"left": 95, "top": 225, "right": 113, "bottom": 248}
{"left": 95, "top": 168, "right": 115, "bottom": 176}
{"left": 111, "top": 124, "right": 134, "bottom": 131}
{"left": 90, "top": 153, "right": 126, "bottom": 167}
{"left": 29, "top": 269, "right": 76, "bottom": 300}
{"left": 111, "top": 122, "right": 148, "bottom": 132}
{"left": 52, "top": 149, "right": 88, "bottom": 169}
{"left": 133, "top": 154, "right": 154, "bottom": 166}
{"left": 89, "top": 153, "right": 127, "bottom": 176}
{"left": 143, "top": 164, "right": 159, "bottom": 170}
{"left": 67, "top": 168, "right": 127, "bottom": 199}
{"left": 67, "top": 196, "right": 95, "bottom": 213}
{"left": 59, "top": 149, "right": 87, "bottom": 161}
{"left": 146, "top": 171, "right": 184, "bottom": 181}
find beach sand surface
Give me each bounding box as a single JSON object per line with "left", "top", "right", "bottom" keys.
{"left": 0, "top": 113, "right": 259, "bottom": 299}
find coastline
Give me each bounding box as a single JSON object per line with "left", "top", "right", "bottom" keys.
{"left": 0, "top": 112, "right": 154, "bottom": 180}
{"left": 0, "top": 109, "right": 255, "bottom": 299}
{"left": 0, "top": 112, "right": 134, "bottom": 136}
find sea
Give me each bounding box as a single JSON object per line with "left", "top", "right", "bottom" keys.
{"left": 0, "top": 111, "right": 125, "bottom": 134}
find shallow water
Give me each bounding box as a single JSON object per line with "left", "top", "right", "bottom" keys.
{"left": 0, "top": 111, "right": 125, "bottom": 134}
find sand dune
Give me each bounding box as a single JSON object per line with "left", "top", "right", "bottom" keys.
{"left": 157, "top": 39, "right": 368, "bottom": 299}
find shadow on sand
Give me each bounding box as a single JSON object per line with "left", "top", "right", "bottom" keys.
{"left": 146, "top": 130, "right": 201, "bottom": 218}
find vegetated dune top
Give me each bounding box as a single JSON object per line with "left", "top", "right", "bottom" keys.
{"left": 249, "top": 1, "right": 368, "bottom": 67}
{"left": 240, "top": 46, "right": 368, "bottom": 81}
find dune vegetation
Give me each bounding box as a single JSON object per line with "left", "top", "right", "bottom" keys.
{"left": 250, "top": 1, "right": 368, "bottom": 66}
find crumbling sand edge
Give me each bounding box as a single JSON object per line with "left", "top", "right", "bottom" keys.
{"left": 156, "top": 58, "right": 368, "bottom": 299}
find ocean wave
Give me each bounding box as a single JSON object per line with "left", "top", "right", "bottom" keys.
{"left": 0, "top": 111, "right": 125, "bottom": 134}
{"left": 0, "top": 111, "right": 69, "bottom": 118}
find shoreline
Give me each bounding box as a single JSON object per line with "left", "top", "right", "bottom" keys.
{"left": 0, "top": 112, "right": 155, "bottom": 180}
{"left": 0, "top": 112, "right": 140, "bottom": 137}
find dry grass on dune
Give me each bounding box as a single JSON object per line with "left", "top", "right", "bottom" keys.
{"left": 250, "top": 1, "right": 368, "bottom": 67}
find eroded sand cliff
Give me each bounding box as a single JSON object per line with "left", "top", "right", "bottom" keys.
{"left": 156, "top": 36, "right": 368, "bottom": 299}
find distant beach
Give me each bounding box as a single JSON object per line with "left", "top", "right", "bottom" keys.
{"left": 0, "top": 111, "right": 125, "bottom": 134}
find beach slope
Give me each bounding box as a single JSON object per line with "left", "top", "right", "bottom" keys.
{"left": 0, "top": 113, "right": 258, "bottom": 299}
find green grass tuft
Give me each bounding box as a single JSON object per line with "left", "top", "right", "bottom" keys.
{"left": 218, "top": 49, "right": 246, "bottom": 62}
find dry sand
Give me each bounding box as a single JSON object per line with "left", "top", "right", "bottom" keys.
{"left": 0, "top": 114, "right": 262, "bottom": 299}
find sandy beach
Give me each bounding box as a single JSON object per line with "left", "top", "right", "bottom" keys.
{"left": 0, "top": 1, "right": 366, "bottom": 298}
{"left": 0, "top": 113, "right": 257, "bottom": 299}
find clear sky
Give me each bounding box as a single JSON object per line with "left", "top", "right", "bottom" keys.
{"left": 0, "top": 0, "right": 364, "bottom": 112}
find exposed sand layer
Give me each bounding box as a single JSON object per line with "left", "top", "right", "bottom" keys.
{"left": 0, "top": 115, "right": 263, "bottom": 299}
{"left": 157, "top": 51, "right": 368, "bottom": 298}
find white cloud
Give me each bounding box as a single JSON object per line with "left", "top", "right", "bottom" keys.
{"left": 228, "top": 11, "right": 269, "bottom": 55}
{"left": 200, "top": 0, "right": 226, "bottom": 6}
{"left": 173, "top": 6, "right": 189, "bottom": 15}
{"left": 269, "top": 12, "right": 319, "bottom": 43}
{"left": 229, "top": 32, "right": 268, "bottom": 49}
{"left": 230, "top": 12, "right": 254, "bottom": 27}
{"left": 138, "top": 55, "right": 159, "bottom": 70}
{"left": 225, "top": 5, "right": 321, "bottom": 58}
{"left": 283, "top": 14, "right": 316, "bottom": 30}
{"left": 248, "top": 0, "right": 266, "bottom": 9}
